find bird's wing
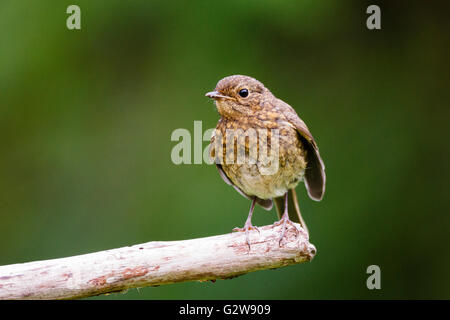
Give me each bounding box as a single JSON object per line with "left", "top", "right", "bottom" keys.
{"left": 276, "top": 99, "right": 326, "bottom": 201}
{"left": 210, "top": 133, "right": 272, "bottom": 210}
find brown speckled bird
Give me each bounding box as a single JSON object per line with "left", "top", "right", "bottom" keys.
{"left": 206, "top": 75, "right": 325, "bottom": 246}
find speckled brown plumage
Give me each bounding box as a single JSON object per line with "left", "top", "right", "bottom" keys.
{"left": 206, "top": 75, "right": 325, "bottom": 246}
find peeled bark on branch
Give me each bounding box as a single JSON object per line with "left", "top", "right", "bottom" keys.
{"left": 0, "top": 223, "right": 316, "bottom": 300}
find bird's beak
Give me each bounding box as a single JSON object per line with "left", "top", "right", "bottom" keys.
{"left": 205, "top": 91, "right": 232, "bottom": 100}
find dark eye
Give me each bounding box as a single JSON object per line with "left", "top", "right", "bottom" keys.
{"left": 238, "top": 88, "right": 249, "bottom": 98}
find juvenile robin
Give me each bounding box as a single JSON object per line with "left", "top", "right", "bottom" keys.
{"left": 206, "top": 75, "right": 326, "bottom": 247}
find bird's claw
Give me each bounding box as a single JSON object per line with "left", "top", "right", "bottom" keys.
{"left": 232, "top": 223, "right": 260, "bottom": 250}
{"left": 233, "top": 224, "right": 260, "bottom": 234}
{"left": 274, "top": 216, "right": 302, "bottom": 246}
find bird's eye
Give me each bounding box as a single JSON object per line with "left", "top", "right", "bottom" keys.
{"left": 238, "top": 88, "right": 249, "bottom": 98}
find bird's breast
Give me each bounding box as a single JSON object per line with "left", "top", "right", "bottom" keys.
{"left": 211, "top": 118, "right": 307, "bottom": 199}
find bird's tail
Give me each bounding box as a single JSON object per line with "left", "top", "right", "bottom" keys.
{"left": 274, "top": 188, "right": 309, "bottom": 235}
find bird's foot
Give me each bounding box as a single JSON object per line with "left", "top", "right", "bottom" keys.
{"left": 233, "top": 223, "right": 260, "bottom": 250}
{"left": 273, "top": 216, "right": 302, "bottom": 246}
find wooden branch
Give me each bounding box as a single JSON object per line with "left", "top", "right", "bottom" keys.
{"left": 0, "top": 223, "right": 316, "bottom": 300}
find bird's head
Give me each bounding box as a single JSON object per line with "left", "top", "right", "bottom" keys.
{"left": 205, "top": 75, "right": 270, "bottom": 118}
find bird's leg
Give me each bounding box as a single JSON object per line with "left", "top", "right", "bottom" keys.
{"left": 233, "top": 197, "right": 260, "bottom": 249}
{"left": 274, "top": 192, "right": 301, "bottom": 246}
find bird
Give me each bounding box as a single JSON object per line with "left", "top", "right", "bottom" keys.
{"left": 206, "top": 75, "right": 325, "bottom": 247}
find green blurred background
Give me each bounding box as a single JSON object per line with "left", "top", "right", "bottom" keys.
{"left": 0, "top": 1, "right": 448, "bottom": 299}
